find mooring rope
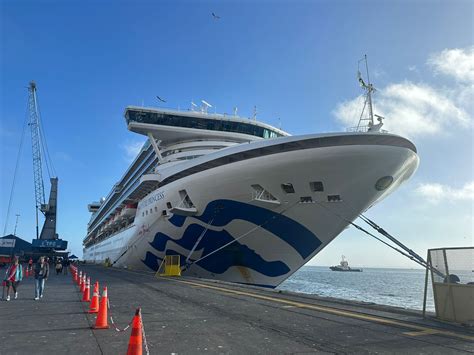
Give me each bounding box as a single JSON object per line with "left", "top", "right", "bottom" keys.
{"left": 312, "top": 199, "right": 444, "bottom": 277}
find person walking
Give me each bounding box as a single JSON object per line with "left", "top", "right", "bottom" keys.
{"left": 4, "top": 257, "right": 23, "bottom": 301}
{"left": 34, "top": 256, "right": 49, "bottom": 300}
{"left": 55, "top": 259, "right": 63, "bottom": 275}
{"left": 28, "top": 257, "right": 33, "bottom": 272}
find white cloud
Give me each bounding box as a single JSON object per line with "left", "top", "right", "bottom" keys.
{"left": 427, "top": 46, "right": 474, "bottom": 83}
{"left": 333, "top": 81, "right": 470, "bottom": 138}
{"left": 333, "top": 46, "right": 473, "bottom": 138}
{"left": 415, "top": 181, "right": 474, "bottom": 204}
{"left": 122, "top": 140, "right": 146, "bottom": 163}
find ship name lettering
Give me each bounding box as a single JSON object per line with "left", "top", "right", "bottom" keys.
{"left": 141, "top": 191, "right": 165, "bottom": 208}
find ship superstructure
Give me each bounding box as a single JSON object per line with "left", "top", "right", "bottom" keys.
{"left": 84, "top": 107, "right": 287, "bottom": 251}
{"left": 83, "top": 103, "right": 418, "bottom": 287}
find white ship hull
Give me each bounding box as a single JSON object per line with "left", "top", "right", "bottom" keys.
{"left": 84, "top": 133, "right": 418, "bottom": 288}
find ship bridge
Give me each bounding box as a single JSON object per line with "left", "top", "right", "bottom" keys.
{"left": 125, "top": 106, "right": 288, "bottom": 145}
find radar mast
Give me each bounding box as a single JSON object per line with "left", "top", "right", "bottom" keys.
{"left": 356, "top": 55, "right": 384, "bottom": 132}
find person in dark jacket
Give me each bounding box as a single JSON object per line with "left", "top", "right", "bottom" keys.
{"left": 34, "top": 256, "right": 49, "bottom": 300}
{"left": 4, "top": 257, "right": 23, "bottom": 301}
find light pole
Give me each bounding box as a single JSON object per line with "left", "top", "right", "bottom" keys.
{"left": 13, "top": 214, "right": 20, "bottom": 236}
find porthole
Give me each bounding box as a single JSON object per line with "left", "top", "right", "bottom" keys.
{"left": 166, "top": 202, "right": 172, "bottom": 209}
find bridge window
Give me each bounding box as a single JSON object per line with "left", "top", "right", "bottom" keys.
{"left": 126, "top": 110, "right": 284, "bottom": 139}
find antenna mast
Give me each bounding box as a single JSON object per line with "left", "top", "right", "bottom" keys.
{"left": 364, "top": 55, "right": 374, "bottom": 124}
{"left": 356, "top": 55, "right": 378, "bottom": 130}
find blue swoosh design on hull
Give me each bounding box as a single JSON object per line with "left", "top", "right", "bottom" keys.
{"left": 147, "top": 224, "right": 290, "bottom": 276}
{"left": 168, "top": 199, "right": 321, "bottom": 259}
{"left": 142, "top": 251, "right": 163, "bottom": 271}
{"left": 141, "top": 199, "right": 322, "bottom": 279}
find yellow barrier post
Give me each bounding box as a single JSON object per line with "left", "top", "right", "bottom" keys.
{"left": 156, "top": 255, "right": 181, "bottom": 277}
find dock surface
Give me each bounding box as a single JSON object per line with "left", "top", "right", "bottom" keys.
{"left": 0, "top": 264, "right": 472, "bottom": 354}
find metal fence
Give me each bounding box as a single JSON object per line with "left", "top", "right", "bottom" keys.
{"left": 423, "top": 247, "right": 474, "bottom": 324}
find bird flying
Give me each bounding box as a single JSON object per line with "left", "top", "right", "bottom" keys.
{"left": 156, "top": 96, "right": 166, "bottom": 103}
{"left": 212, "top": 12, "right": 221, "bottom": 20}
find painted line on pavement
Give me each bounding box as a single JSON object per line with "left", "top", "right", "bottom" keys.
{"left": 89, "top": 266, "right": 474, "bottom": 342}
{"left": 174, "top": 279, "right": 474, "bottom": 342}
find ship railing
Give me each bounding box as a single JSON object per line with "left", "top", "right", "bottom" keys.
{"left": 346, "top": 125, "right": 388, "bottom": 133}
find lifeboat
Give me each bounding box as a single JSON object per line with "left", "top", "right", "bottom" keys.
{"left": 121, "top": 203, "right": 138, "bottom": 219}
{"left": 114, "top": 209, "right": 123, "bottom": 225}
{"left": 103, "top": 218, "right": 112, "bottom": 231}
{"left": 110, "top": 214, "right": 118, "bottom": 227}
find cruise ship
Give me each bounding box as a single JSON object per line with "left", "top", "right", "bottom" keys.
{"left": 83, "top": 101, "right": 419, "bottom": 288}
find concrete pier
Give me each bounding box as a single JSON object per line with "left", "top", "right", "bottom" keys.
{"left": 0, "top": 264, "right": 472, "bottom": 354}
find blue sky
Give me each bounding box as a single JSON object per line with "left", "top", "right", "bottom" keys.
{"left": 1, "top": 0, "right": 472, "bottom": 267}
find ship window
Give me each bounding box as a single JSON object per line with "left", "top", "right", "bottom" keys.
{"left": 310, "top": 181, "right": 324, "bottom": 192}
{"left": 300, "top": 196, "right": 313, "bottom": 203}
{"left": 327, "top": 195, "right": 341, "bottom": 202}
{"left": 179, "top": 189, "right": 195, "bottom": 208}
{"left": 281, "top": 183, "right": 295, "bottom": 194}
{"left": 150, "top": 208, "right": 153, "bottom": 214}
{"left": 166, "top": 202, "right": 172, "bottom": 209}
{"left": 155, "top": 207, "right": 158, "bottom": 212}
{"left": 252, "top": 184, "right": 278, "bottom": 202}
{"left": 162, "top": 210, "right": 167, "bottom": 216}
{"left": 142, "top": 212, "right": 144, "bottom": 217}
{"left": 145, "top": 210, "right": 148, "bottom": 215}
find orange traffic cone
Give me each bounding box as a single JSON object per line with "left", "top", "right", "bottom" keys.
{"left": 93, "top": 281, "right": 99, "bottom": 294}
{"left": 80, "top": 274, "right": 86, "bottom": 293}
{"left": 88, "top": 287, "right": 100, "bottom": 314}
{"left": 82, "top": 277, "right": 91, "bottom": 302}
{"left": 92, "top": 287, "right": 109, "bottom": 329}
{"left": 127, "top": 308, "right": 143, "bottom": 355}
{"left": 78, "top": 271, "right": 83, "bottom": 286}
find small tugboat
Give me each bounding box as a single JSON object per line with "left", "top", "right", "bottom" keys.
{"left": 330, "top": 255, "right": 362, "bottom": 272}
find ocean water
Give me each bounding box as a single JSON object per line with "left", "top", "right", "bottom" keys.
{"left": 278, "top": 265, "right": 436, "bottom": 312}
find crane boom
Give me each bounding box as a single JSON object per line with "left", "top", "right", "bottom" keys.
{"left": 27, "top": 81, "right": 48, "bottom": 239}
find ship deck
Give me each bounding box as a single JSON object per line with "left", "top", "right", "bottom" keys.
{"left": 1, "top": 264, "right": 472, "bottom": 354}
